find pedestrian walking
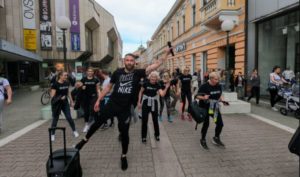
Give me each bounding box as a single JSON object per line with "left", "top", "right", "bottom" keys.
{"left": 138, "top": 71, "right": 170, "bottom": 143}
{"left": 268, "top": 66, "right": 288, "bottom": 111}
{"left": 247, "top": 69, "right": 260, "bottom": 104}
{"left": 192, "top": 72, "right": 199, "bottom": 97}
{"left": 100, "top": 70, "right": 113, "bottom": 128}
{"left": 179, "top": 67, "right": 193, "bottom": 121}
{"left": 0, "top": 76, "right": 12, "bottom": 133}
{"left": 75, "top": 48, "right": 172, "bottom": 171}
{"left": 80, "top": 67, "right": 101, "bottom": 133}
{"left": 197, "top": 69, "right": 202, "bottom": 88}
{"left": 169, "top": 72, "right": 180, "bottom": 112}
{"left": 50, "top": 71, "right": 79, "bottom": 141}
{"left": 196, "top": 72, "right": 228, "bottom": 150}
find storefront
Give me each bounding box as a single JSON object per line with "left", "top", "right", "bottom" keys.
{"left": 256, "top": 10, "right": 299, "bottom": 94}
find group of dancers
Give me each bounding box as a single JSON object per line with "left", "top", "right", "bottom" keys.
{"left": 49, "top": 47, "right": 227, "bottom": 171}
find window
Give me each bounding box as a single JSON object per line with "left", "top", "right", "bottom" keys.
{"left": 191, "top": 54, "right": 196, "bottom": 73}
{"left": 192, "top": 5, "right": 196, "bottom": 26}
{"left": 182, "top": 15, "right": 185, "bottom": 32}
{"left": 85, "top": 27, "right": 93, "bottom": 52}
{"left": 177, "top": 21, "right": 180, "bottom": 36}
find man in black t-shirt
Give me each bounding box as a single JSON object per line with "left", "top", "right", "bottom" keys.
{"left": 196, "top": 72, "right": 228, "bottom": 150}
{"left": 75, "top": 48, "right": 172, "bottom": 171}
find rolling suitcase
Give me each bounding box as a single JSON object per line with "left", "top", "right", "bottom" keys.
{"left": 46, "top": 127, "right": 82, "bottom": 177}
{"left": 288, "top": 126, "right": 300, "bottom": 156}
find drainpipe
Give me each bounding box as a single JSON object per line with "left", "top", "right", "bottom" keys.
{"left": 244, "top": 0, "right": 249, "bottom": 98}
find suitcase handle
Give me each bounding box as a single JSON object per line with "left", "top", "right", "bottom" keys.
{"left": 48, "top": 127, "right": 67, "bottom": 168}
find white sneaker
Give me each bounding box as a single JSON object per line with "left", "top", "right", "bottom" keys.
{"left": 51, "top": 135, "right": 55, "bottom": 141}
{"left": 73, "top": 131, "right": 79, "bottom": 138}
{"left": 82, "top": 124, "right": 89, "bottom": 133}
{"left": 272, "top": 107, "right": 278, "bottom": 111}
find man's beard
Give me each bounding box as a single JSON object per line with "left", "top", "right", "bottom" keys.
{"left": 125, "top": 64, "right": 134, "bottom": 71}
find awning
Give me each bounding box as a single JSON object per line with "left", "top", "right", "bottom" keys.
{"left": 0, "top": 39, "right": 43, "bottom": 62}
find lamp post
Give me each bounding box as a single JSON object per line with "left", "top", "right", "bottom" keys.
{"left": 221, "top": 20, "right": 235, "bottom": 91}
{"left": 57, "top": 16, "right": 71, "bottom": 72}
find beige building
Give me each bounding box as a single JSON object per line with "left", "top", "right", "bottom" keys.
{"left": 0, "top": 0, "right": 122, "bottom": 86}
{"left": 150, "top": 0, "right": 245, "bottom": 77}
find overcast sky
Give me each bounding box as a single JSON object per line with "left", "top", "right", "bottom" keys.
{"left": 95, "top": 0, "right": 175, "bottom": 56}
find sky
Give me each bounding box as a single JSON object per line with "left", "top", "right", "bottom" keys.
{"left": 95, "top": 0, "right": 175, "bottom": 56}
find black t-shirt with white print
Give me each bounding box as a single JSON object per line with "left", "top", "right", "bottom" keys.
{"left": 142, "top": 81, "right": 161, "bottom": 97}
{"left": 81, "top": 77, "right": 99, "bottom": 97}
{"left": 197, "top": 82, "right": 222, "bottom": 109}
{"left": 110, "top": 68, "right": 146, "bottom": 107}
{"left": 51, "top": 81, "right": 70, "bottom": 97}
{"left": 159, "top": 79, "right": 178, "bottom": 98}
{"left": 179, "top": 74, "right": 192, "bottom": 92}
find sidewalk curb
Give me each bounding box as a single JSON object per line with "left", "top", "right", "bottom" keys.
{"left": 0, "top": 120, "right": 48, "bottom": 148}
{"left": 247, "top": 113, "right": 296, "bottom": 134}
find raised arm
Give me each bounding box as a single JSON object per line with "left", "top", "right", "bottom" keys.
{"left": 145, "top": 48, "right": 171, "bottom": 75}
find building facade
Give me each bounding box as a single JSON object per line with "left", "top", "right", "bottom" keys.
{"left": 150, "top": 0, "right": 246, "bottom": 79}
{"left": 247, "top": 0, "right": 299, "bottom": 95}
{"left": 0, "top": 0, "right": 122, "bottom": 86}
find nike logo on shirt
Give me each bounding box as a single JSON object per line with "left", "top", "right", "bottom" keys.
{"left": 120, "top": 81, "right": 133, "bottom": 87}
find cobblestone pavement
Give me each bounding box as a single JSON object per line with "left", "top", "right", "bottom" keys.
{"left": 0, "top": 112, "right": 298, "bottom": 176}
{"left": 0, "top": 89, "right": 44, "bottom": 139}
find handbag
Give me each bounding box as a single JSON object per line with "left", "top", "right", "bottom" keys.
{"left": 268, "top": 82, "right": 277, "bottom": 90}
{"left": 189, "top": 100, "right": 207, "bottom": 130}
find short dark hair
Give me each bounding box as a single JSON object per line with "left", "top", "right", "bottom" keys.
{"left": 272, "top": 65, "right": 280, "bottom": 72}
{"left": 125, "top": 53, "right": 138, "bottom": 59}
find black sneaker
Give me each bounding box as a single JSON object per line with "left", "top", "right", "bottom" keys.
{"left": 75, "top": 139, "right": 87, "bottom": 150}
{"left": 121, "top": 156, "right": 128, "bottom": 171}
{"left": 155, "top": 136, "right": 160, "bottom": 141}
{"left": 142, "top": 138, "right": 147, "bottom": 143}
{"left": 212, "top": 137, "right": 225, "bottom": 147}
{"left": 200, "top": 139, "right": 209, "bottom": 150}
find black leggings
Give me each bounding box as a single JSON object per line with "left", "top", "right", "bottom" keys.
{"left": 159, "top": 96, "right": 171, "bottom": 117}
{"left": 86, "top": 100, "right": 131, "bottom": 154}
{"left": 201, "top": 112, "right": 224, "bottom": 140}
{"left": 247, "top": 86, "right": 260, "bottom": 104}
{"left": 269, "top": 89, "right": 283, "bottom": 107}
{"left": 82, "top": 96, "right": 97, "bottom": 123}
{"left": 141, "top": 100, "right": 159, "bottom": 139}
{"left": 181, "top": 91, "right": 192, "bottom": 113}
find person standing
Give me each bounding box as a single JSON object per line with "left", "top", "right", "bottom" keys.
{"left": 196, "top": 72, "right": 228, "bottom": 150}
{"left": 229, "top": 69, "right": 235, "bottom": 92}
{"left": 197, "top": 69, "right": 202, "bottom": 88}
{"left": 235, "top": 72, "right": 245, "bottom": 100}
{"left": 80, "top": 68, "right": 101, "bottom": 133}
{"left": 138, "top": 71, "right": 170, "bottom": 143}
{"left": 268, "top": 66, "right": 288, "bottom": 111}
{"left": 75, "top": 48, "right": 172, "bottom": 171}
{"left": 50, "top": 71, "right": 79, "bottom": 141}
{"left": 179, "top": 67, "right": 192, "bottom": 121}
{"left": 247, "top": 69, "right": 260, "bottom": 104}
{"left": 0, "top": 76, "right": 12, "bottom": 133}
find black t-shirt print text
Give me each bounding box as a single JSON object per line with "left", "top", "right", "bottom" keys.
{"left": 110, "top": 68, "right": 146, "bottom": 107}
{"left": 198, "top": 82, "right": 222, "bottom": 108}
{"left": 179, "top": 74, "right": 192, "bottom": 92}
{"left": 81, "top": 77, "right": 99, "bottom": 97}
{"left": 143, "top": 81, "right": 161, "bottom": 97}
{"left": 51, "top": 81, "right": 69, "bottom": 97}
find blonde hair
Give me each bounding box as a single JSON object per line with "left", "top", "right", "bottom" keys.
{"left": 209, "top": 72, "right": 220, "bottom": 80}
{"left": 148, "top": 71, "right": 160, "bottom": 80}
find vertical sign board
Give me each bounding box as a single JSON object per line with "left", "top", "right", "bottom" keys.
{"left": 39, "top": 0, "right": 52, "bottom": 50}
{"left": 69, "top": 0, "right": 80, "bottom": 51}
{"left": 22, "top": 0, "right": 37, "bottom": 50}
{"left": 55, "top": 0, "right": 66, "bottom": 49}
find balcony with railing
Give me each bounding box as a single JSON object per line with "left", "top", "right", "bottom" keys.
{"left": 200, "top": 0, "right": 241, "bottom": 29}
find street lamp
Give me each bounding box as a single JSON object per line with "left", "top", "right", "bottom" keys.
{"left": 57, "top": 16, "right": 71, "bottom": 72}
{"left": 221, "top": 19, "right": 235, "bottom": 91}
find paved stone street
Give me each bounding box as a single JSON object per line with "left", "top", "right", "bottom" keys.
{"left": 0, "top": 110, "right": 298, "bottom": 177}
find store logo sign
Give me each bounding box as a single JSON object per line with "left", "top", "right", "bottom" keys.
{"left": 22, "top": 0, "right": 36, "bottom": 29}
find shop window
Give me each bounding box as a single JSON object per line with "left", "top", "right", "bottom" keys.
{"left": 85, "top": 27, "right": 93, "bottom": 52}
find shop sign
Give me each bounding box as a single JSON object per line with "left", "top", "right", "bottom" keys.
{"left": 175, "top": 43, "right": 186, "bottom": 53}
{"left": 71, "top": 33, "right": 80, "bottom": 51}
{"left": 23, "top": 29, "right": 37, "bottom": 50}
{"left": 22, "top": 0, "right": 36, "bottom": 29}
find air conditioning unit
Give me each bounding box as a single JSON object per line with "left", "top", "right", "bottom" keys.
{"left": 0, "top": 0, "right": 4, "bottom": 8}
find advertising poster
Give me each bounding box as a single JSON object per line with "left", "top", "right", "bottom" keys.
{"left": 24, "top": 29, "right": 37, "bottom": 50}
